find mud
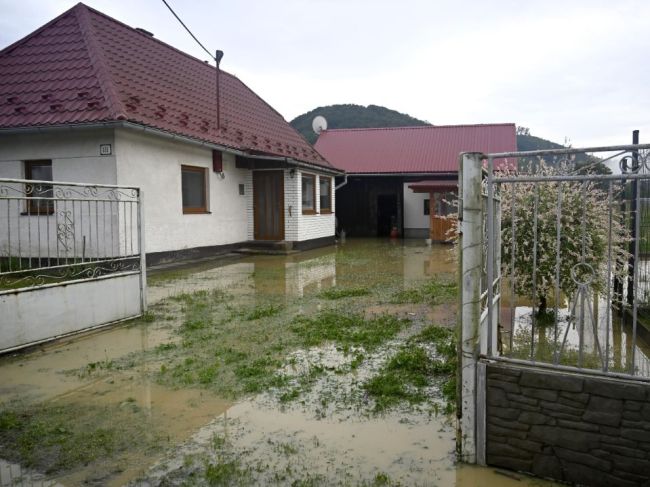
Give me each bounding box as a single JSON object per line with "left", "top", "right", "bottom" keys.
{"left": 0, "top": 239, "right": 555, "bottom": 486}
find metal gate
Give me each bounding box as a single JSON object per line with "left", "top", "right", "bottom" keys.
{"left": 0, "top": 177, "right": 146, "bottom": 352}
{"left": 458, "top": 143, "right": 650, "bottom": 464}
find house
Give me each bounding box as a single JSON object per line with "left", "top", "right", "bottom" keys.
{"left": 0, "top": 3, "right": 341, "bottom": 265}
{"left": 314, "top": 124, "right": 516, "bottom": 240}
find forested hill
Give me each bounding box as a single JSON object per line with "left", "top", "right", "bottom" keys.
{"left": 290, "top": 104, "right": 429, "bottom": 144}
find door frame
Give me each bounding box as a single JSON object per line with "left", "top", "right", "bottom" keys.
{"left": 253, "top": 170, "right": 285, "bottom": 241}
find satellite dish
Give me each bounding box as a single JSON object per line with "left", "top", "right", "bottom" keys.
{"left": 312, "top": 115, "right": 328, "bottom": 135}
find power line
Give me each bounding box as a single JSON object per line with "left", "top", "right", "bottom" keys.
{"left": 160, "top": 0, "right": 216, "bottom": 62}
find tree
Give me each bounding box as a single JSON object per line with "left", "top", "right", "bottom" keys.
{"left": 500, "top": 161, "right": 629, "bottom": 316}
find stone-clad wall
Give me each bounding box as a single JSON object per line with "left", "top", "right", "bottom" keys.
{"left": 486, "top": 362, "right": 650, "bottom": 486}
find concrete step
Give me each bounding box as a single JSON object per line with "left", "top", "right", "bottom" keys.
{"left": 240, "top": 240, "right": 294, "bottom": 251}
{"left": 234, "top": 248, "right": 299, "bottom": 256}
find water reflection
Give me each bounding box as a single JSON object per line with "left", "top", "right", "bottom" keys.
{"left": 503, "top": 297, "right": 650, "bottom": 377}
{"left": 149, "top": 238, "right": 454, "bottom": 303}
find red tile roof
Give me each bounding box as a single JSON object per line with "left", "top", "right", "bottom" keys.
{"left": 314, "top": 124, "right": 517, "bottom": 174}
{"left": 0, "top": 3, "right": 333, "bottom": 169}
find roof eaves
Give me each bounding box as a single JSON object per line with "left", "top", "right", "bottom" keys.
{"left": 74, "top": 4, "right": 127, "bottom": 121}
{"left": 321, "top": 123, "right": 516, "bottom": 134}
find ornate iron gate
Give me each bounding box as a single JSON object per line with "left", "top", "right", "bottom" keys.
{"left": 459, "top": 143, "right": 650, "bottom": 464}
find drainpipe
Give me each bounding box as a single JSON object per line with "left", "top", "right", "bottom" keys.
{"left": 335, "top": 174, "right": 348, "bottom": 190}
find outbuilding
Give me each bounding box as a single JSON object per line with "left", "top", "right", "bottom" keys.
{"left": 314, "top": 124, "right": 516, "bottom": 240}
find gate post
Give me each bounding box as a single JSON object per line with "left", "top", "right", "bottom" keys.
{"left": 457, "top": 152, "right": 484, "bottom": 464}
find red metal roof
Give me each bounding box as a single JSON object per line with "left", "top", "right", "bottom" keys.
{"left": 0, "top": 3, "right": 333, "bottom": 169}
{"left": 314, "top": 124, "right": 517, "bottom": 174}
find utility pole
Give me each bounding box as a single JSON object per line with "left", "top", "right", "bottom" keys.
{"left": 215, "top": 50, "right": 224, "bottom": 130}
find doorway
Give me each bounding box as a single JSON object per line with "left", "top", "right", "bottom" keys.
{"left": 377, "top": 194, "right": 397, "bottom": 236}
{"left": 253, "top": 171, "right": 284, "bottom": 240}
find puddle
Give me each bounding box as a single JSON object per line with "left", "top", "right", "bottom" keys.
{"left": 56, "top": 380, "right": 230, "bottom": 487}
{"left": 0, "top": 323, "right": 174, "bottom": 405}
{"left": 0, "top": 239, "right": 554, "bottom": 486}
{"left": 504, "top": 300, "right": 650, "bottom": 376}
{"left": 144, "top": 398, "right": 556, "bottom": 486}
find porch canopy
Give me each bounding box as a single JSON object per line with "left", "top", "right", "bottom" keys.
{"left": 407, "top": 180, "right": 457, "bottom": 193}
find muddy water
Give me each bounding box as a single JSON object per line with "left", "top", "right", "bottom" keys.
{"left": 0, "top": 239, "right": 554, "bottom": 486}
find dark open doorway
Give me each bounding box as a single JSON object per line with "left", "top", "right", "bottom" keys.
{"left": 377, "top": 194, "right": 398, "bottom": 236}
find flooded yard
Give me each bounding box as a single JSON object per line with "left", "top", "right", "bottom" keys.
{"left": 0, "top": 239, "right": 554, "bottom": 486}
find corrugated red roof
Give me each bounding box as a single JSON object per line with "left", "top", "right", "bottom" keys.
{"left": 0, "top": 3, "right": 333, "bottom": 169}
{"left": 314, "top": 124, "right": 516, "bottom": 173}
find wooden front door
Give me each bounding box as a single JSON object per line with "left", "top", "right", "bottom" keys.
{"left": 253, "top": 171, "right": 284, "bottom": 240}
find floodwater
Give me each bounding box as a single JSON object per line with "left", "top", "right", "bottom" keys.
{"left": 502, "top": 291, "right": 650, "bottom": 377}
{"left": 0, "top": 239, "right": 555, "bottom": 486}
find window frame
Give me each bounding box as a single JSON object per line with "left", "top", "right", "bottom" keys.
{"left": 181, "top": 165, "right": 209, "bottom": 214}
{"left": 319, "top": 176, "right": 332, "bottom": 214}
{"left": 301, "top": 173, "right": 316, "bottom": 215}
{"left": 24, "top": 160, "right": 54, "bottom": 215}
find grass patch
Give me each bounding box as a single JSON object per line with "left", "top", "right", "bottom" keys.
{"left": 365, "top": 325, "right": 457, "bottom": 413}
{"left": 0, "top": 401, "right": 162, "bottom": 475}
{"left": 242, "top": 304, "right": 283, "bottom": 321}
{"left": 391, "top": 279, "right": 458, "bottom": 305}
{"left": 204, "top": 459, "right": 251, "bottom": 486}
{"left": 319, "top": 287, "right": 370, "bottom": 300}
{"left": 291, "top": 310, "right": 408, "bottom": 351}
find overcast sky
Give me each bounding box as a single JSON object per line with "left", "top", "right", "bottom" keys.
{"left": 1, "top": 0, "right": 648, "bottom": 148}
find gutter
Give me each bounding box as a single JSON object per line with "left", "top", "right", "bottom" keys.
{"left": 344, "top": 172, "right": 458, "bottom": 178}
{"left": 243, "top": 153, "right": 343, "bottom": 176}
{"left": 0, "top": 121, "right": 343, "bottom": 175}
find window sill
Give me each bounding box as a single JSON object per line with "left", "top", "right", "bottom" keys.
{"left": 302, "top": 209, "right": 316, "bottom": 215}
{"left": 20, "top": 211, "right": 54, "bottom": 216}
{"left": 320, "top": 209, "right": 332, "bottom": 214}
{"left": 183, "top": 209, "right": 211, "bottom": 214}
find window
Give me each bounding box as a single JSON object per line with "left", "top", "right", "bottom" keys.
{"left": 181, "top": 165, "right": 208, "bottom": 213}
{"left": 423, "top": 198, "right": 430, "bottom": 216}
{"left": 319, "top": 176, "right": 332, "bottom": 213}
{"left": 25, "top": 160, "right": 53, "bottom": 214}
{"left": 302, "top": 174, "right": 315, "bottom": 214}
{"left": 434, "top": 192, "right": 456, "bottom": 217}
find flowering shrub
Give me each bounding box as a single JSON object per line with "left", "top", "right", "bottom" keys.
{"left": 500, "top": 161, "right": 629, "bottom": 314}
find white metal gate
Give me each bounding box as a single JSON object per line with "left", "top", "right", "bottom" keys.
{"left": 0, "top": 178, "right": 146, "bottom": 352}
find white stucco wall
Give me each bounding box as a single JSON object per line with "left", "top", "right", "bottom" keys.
{"left": 0, "top": 130, "right": 120, "bottom": 259}
{"left": 293, "top": 169, "right": 336, "bottom": 242}
{"left": 0, "top": 273, "right": 141, "bottom": 352}
{"left": 114, "top": 129, "right": 249, "bottom": 253}
{"left": 246, "top": 168, "right": 336, "bottom": 243}
{"left": 1, "top": 128, "right": 333, "bottom": 257}
{"left": 403, "top": 183, "right": 429, "bottom": 237}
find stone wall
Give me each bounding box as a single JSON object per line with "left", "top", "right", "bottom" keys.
{"left": 486, "top": 362, "right": 650, "bottom": 486}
